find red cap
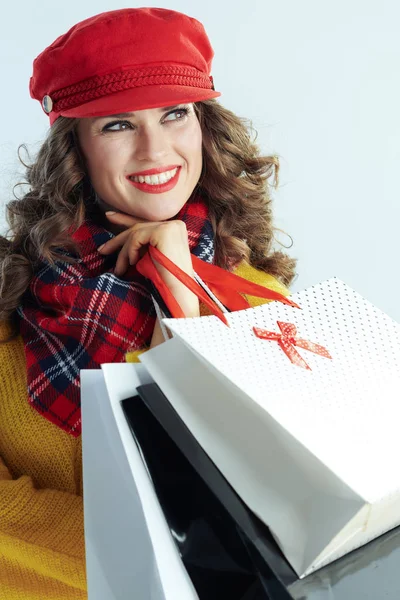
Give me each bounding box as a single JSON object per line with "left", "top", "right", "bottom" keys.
{"left": 29, "top": 8, "right": 221, "bottom": 125}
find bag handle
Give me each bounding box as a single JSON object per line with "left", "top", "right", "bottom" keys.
{"left": 136, "top": 246, "right": 300, "bottom": 326}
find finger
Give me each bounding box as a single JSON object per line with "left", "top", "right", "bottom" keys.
{"left": 114, "top": 229, "right": 152, "bottom": 272}
{"left": 127, "top": 229, "right": 151, "bottom": 266}
{"left": 98, "top": 229, "right": 131, "bottom": 254}
{"left": 114, "top": 243, "right": 131, "bottom": 276}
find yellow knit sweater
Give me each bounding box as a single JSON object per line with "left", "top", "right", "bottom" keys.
{"left": 0, "top": 262, "right": 289, "bottom": 599}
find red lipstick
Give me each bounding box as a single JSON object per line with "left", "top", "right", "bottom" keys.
{"left": 126, "top": 166, "right": 181, "bottom": 194}
{"left": 128, "top": 165, "right": 180, "bottom": 177}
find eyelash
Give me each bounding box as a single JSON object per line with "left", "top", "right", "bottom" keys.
{"left": 101, "top": 107, "right": 190, "bottom": 133}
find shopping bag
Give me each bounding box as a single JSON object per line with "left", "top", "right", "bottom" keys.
{"left": 80, "top": 365, "right": 198, "bottom": 599}
{"left": 139, "top": 277, "right": 400, "bottom": 578}
{"left": 121, "top": 382, "right": 296, "bottom": 599}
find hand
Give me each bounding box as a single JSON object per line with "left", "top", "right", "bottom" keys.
{"left": 98, "top": 211, "right": 200, "bottom": 322}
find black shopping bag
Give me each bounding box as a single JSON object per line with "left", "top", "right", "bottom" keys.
{"left": 121, "top": 382, "right": 297, "bottom": 599}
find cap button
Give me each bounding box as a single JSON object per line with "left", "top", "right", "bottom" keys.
{"left": 42, "top": 95, "right": 53, "bottom": 113}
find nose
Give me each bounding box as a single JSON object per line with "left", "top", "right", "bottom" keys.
{"left": 133, "top": 125, "right": 168, "bottom": 163}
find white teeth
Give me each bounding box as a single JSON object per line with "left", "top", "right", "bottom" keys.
{"left": 130, "top": 167, "right": 178, "bottom": 185}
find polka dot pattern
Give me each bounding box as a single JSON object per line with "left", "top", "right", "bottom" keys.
{"left": 164, "top": 277, "right": 400, "bottom": 503}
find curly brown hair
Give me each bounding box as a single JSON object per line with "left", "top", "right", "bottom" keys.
{"left": 0, "top": 99, "right": 296, "bottom": 323}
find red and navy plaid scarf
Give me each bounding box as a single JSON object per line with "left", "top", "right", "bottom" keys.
{"left": 18, "top": 195, "right": 214, "bottom": 437}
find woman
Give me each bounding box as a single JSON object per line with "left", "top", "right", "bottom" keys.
{"left": 0, "top": 7, "right": 296, "bottom": 599}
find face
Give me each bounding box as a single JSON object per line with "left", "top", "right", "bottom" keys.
{"left": 77, "top": 104, "right": 203, "bottom": 222}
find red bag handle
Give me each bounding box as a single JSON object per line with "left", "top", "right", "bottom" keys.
{"left": 137, "top": 248, "right": 229, "bottom": 325}
{"left": 136, "top": 247, "right": 300, "bottom": 325}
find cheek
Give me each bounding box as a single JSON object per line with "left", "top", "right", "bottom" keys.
{"left": 84, "top": 142, "right": 127, "bottom": 187}
{"left": 178, "top": 121, "right": 203, "bottom": 174}
{"left": 78, "top": 132, "right": 105, "bottom": 182}
{"left": 88, "top": 149, "right": 109, "bottom": 174}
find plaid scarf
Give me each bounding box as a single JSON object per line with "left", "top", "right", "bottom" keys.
{"left": 18, "top": 195, "right": 214, "bottom": 437}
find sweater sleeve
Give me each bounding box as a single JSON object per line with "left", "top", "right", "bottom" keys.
{"left": 125, "top": 347, "right": 148, "bottom": 363}
{"left": 0, "top": 456, "right": 87, "bottom": 599}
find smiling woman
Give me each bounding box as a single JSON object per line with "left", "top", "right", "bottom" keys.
{"left": 0, "top": 6, "right": 296, "bottom": 599}
{"left": 77, "top": 104, "right": 203, "bottom": 221}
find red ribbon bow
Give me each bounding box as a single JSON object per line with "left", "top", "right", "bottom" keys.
{"left": 253, "top": 321, "right": 332, "bottom": 370}
{"left": 136, "top": 247, "right": 300, "bottom": 325}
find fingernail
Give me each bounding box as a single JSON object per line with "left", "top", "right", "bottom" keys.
{"left": 105, "top": 211, "right": 116, "bottom": 216}
{"left": 98, "top": 244, "right": 105, "bottom": 251}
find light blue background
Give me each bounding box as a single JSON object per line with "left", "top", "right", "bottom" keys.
{"left": 1, "top": 0, "right": 399, "bottom": 320}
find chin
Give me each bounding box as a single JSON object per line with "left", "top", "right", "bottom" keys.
{"left": 144, "top": 209, "right": 183, "bottom": 222}
{"left": 137, "top": 197, "right": 189, "bottom": 222}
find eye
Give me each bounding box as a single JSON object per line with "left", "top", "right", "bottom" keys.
{"left": 162, "top": 108, "right": 189, "bottom": 123}
{"left": 102, "top": 120, "right": 134, "bottom": 133}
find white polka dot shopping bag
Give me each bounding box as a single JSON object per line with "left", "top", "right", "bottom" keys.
{"left": 140, "top": 277, "right": 400, "bottom": 579}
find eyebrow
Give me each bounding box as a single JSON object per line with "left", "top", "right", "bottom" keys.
{"left": 92, "top": 105, "right": 185, "bottom": 121}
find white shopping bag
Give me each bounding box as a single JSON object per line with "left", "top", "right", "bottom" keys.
{"left": 81, "top": 364, "right": 198, "bottom": 600}
{"left": 139, "top": 277, "right": 400, "bottom": 578}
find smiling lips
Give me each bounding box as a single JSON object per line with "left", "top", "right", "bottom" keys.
{"left": 127, "top": 165, "right": 181, "bottom": 194}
